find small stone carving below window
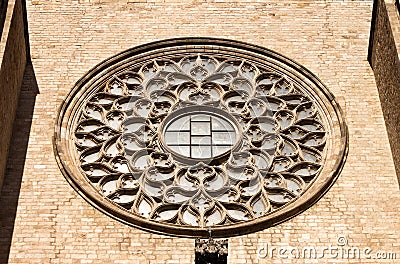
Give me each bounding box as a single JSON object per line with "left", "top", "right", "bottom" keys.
{"left": 195, "top": 237, "right": 228, "bottom": 264}
{"left": 55, "top": 38, "right": 348, "bottom": 238}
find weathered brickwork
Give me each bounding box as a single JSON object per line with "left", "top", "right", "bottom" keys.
{"left": 369, "top": 0, "right": 400, "bottom": 184}
{"left": 0, "top": 0, "right": 28, "bottom": 194}
{"left": 2, "top": 0, "right": 400, "bottom": 263}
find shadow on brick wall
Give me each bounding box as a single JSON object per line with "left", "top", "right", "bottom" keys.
{"left": 0, "top": 63, "right": 39, "bottom": 263}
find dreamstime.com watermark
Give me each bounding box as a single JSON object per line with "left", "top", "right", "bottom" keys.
{"left": 257, "top": 236, "right": 397, "bottom": 260}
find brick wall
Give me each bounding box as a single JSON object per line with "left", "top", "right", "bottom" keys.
{"left": 2, "top": 0, "right": 400, "bottom": 263}
{"left": 0, "top": 0, "right": 28, "bottom": 193}
{"left": 369, "top": 0, "right": 400, "bottom": 184}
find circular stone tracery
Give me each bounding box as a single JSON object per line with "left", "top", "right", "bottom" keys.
{"left": 55, "top": 38, "right": 348, "bottom": 238}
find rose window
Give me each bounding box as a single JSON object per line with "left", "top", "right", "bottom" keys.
{"left": 55, "top": 38, "right": 348, "bottom": 238}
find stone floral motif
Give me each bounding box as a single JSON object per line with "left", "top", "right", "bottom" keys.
{"left": 75, "top": 54, "right": 325, "bottom": 228}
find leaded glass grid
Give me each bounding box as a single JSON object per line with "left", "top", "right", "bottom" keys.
{"left": 54, "top": 38, "right": 348, "bottom": 238}
{"left": 164, "top": 113, "right": 237, "bottom": 159}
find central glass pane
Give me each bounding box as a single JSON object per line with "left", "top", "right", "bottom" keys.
{"left": 164, "top": 113, "right": 236, "bottom": 158}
